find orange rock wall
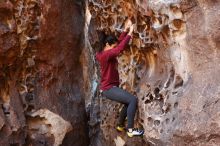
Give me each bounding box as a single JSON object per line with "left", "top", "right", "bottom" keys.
{"left": 0, "top": 0, "right": 220, "bottom": 146}
{"left": 0, "top": 0, "right": 89, "bottom": 146}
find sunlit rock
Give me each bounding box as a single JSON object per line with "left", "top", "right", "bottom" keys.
{"left": 28, "top": 109, "right": 73, "bottom": 146}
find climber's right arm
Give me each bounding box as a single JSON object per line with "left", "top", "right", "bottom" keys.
{"left": 118, "top": 31, "right": 128, "bottom": 42}
{"left": 104, "top": 24, "right": 134, "bottom": 60}
{"left": 118, "top": 19, "right": 132, "bottom": 41}
{"left": 105, "top": 35, "right": 131, "bottom": 60}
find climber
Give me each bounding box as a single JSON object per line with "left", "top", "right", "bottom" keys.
{"left": 95, "top": 19, "right": 144, "bottom": 137}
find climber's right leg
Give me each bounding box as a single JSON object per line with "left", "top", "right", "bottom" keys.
{"left": 102, "top": 86, "right": 144, "bottom": 137}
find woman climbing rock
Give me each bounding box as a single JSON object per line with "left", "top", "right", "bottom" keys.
{"left": 96, "top": 19, "right": 144, "bottom": 137}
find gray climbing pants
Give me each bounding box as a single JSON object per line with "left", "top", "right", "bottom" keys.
{"left": 102, "top": 86, "right": 137, "bottom": 128}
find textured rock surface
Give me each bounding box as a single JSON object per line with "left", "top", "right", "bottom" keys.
{"left": 28, "top": 109, "right": 73, "bottom": 146}
{"left": 0, "top": 0, "right": 220, "bottom": 146}
{"left": 87, "top": 0, "right": 220, "bottom": 145}
{"left": 0, "top": 0, "right": 89, "bottom": 146}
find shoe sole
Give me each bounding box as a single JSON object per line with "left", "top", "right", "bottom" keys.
{"left": 127, "top": 132, "right": 133, "bottom": 137}
{"left": 127, "top": 132, "right": 144, "bottom": 138}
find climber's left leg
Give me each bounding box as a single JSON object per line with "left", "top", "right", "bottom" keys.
{"left": 116, "top": 104, "right": 128, "bottom": 131}
{"left": 119, "top": 104, "right": 127, "bottom": 125}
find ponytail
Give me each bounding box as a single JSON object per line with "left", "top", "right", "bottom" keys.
{"left": 98, "top": 31, "right": 107, "bottom": 52}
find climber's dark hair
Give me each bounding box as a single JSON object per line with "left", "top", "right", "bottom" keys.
{"left": 104, "top": 35, "right": 118, "bottom": 46}
{"left": 97, "top": 31, "right": 118, "bottom": 52}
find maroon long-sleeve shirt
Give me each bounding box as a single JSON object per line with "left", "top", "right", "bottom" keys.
{"left": 96, "top": 32, "right": 131, "bottom": 91}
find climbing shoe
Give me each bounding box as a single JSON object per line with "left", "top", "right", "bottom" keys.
{"left": 116, "top": 125, "right": 125, "bottom": 132}
{"left": 127, "top": 128, "right": 144, "bottom": 137}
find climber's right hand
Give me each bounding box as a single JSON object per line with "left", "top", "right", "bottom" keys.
{"left": 128, "top": 24, "right": 134, "bottom": 35}
{"left": 124, "top": 19, "right": 132, "bottom": 32}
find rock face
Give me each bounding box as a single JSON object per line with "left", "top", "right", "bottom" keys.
{"left": 0, "top": 0, "right": 220, "bottom": 146}
{"left": 0, "top": 0, "right": 89, "bottom": 146}
{"left": 87, "top": 0, "right": 220, "bottom": 145}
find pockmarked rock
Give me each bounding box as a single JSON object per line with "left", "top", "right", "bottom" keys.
{"left": 0, "top": 0, "right": 88, "bottom": 146}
